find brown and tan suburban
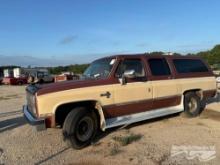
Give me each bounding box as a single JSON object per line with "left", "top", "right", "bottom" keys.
{"left": 23, "top": 54, "right": 217, "bottom": 149}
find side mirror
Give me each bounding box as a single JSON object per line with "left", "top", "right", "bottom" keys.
{"left": 118, "top": 70, "right": 136, "bottom": 85}
{"left": 124, "top": 70, "right": 136, "bottom": 79}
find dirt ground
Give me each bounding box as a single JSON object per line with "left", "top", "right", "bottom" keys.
{"left": 0, "top": 85, "right": 220, "bottom": 165}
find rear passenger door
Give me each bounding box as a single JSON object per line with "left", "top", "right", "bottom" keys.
{"left": 147, "top": 58, "right": 181, "bottom": 109}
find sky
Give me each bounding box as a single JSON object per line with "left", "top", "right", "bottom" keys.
{"left": 0, "top": 0, "right": 220, "bottom": 66}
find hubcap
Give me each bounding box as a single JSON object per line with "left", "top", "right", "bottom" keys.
{"left": 76, "top": 116, "right": 94, "bottom": 142}
{"left": 188, "top": 98, "right": 198, "bottom": 113}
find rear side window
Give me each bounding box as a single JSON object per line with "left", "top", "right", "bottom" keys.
{"left": 148, "top": 58, "right": 171, "bottom": 76}
{"left": 173, "top": 59, "right": 209, "bottom": 73}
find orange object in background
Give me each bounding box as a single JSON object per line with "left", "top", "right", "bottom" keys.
{"left": 54, "top": 73, "right": 79, "bottom": 82}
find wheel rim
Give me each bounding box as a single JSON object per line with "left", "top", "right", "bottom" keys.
{"left": 76, "top": 116, "right": 94, "bottom": 142}
{"left": 188, "top": 97, "right": 198, "bottom": 113}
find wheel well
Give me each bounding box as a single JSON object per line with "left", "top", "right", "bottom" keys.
{"left": 55, "top": 101, "right": 100, "bottom": 127}
{"left": 183, "top": 89, "right": 203, "bottom": 99}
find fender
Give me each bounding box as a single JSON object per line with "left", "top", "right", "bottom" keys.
{"left": 52, "top": 100, "right": 106, "bottom": 130}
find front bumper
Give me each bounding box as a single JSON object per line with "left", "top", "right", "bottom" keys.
{"left": 23, "top": 105, "right": 46, "bottom": 131}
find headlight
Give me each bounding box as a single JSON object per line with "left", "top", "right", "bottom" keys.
{"left": 32, "top": 95, "right": 37, "bottom": 115}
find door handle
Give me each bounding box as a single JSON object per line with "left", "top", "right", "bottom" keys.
{"left": 100, "top": 91, "right": 111, "bottom": 98}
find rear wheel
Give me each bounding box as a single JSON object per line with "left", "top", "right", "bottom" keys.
{"left": 63, "top": 107, "right": 98, "bottom": 149}
{"left": 184, "top": 92, "right": 202, "bottom": 117}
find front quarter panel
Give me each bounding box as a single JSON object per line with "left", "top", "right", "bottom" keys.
{"left": 36, "top": 84, "right": 115, "bottom": 117}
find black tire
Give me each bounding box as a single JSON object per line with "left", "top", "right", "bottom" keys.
{"left": 62, "top": 107, "right": 98, "bottom": 149}
{"left": 184, "top": 92, "right": 202, "bottom": 117}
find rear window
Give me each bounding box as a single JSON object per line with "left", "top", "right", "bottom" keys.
{"left": 173, "top": 59, "right": 209, "bottom": 73}
{"left": 148, "top": 58, "right": 171, "bottom": 76}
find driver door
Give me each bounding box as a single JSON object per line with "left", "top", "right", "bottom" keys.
{"left": 112, "top": 58, "right": 153, "bottom": 117}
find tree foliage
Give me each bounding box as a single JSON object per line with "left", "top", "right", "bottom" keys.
{"left": 48, "top": 45, "right": 220, "bottom": 74}
{"left": 196, "top": 45, "right": 220, "bottom": 67}
{"left": 2, "top": 45, "right": 219, "bottom": 76}
{"left": 48, "top": 64, "right": 90, "bottom": 75}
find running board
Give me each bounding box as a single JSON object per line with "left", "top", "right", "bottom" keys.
{"left": 105, "top": 105, "right": 184, "bottom": 129}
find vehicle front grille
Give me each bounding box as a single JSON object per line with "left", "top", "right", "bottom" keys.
{"left": 25, "top": 84, "right": 39, "bottom": 116}
{"left": 26, "top": 91, "right": 37, "bottom": 116}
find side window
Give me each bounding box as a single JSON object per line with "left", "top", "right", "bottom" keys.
{"left": 173, "top": 59, "right": 209, "bottom": 73}
{"left": 148, "top": 58, "right": 171, "bottom": 76}
{"left": 115, "top": 59, "right": 145, "bottom": 78}
{"left": 37, "top": 72, "right": 44, "bottom": 78}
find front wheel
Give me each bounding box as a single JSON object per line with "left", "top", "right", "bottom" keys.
{"left": 63, "top": 107, "right": 98, "bottom": 149}
{"left": 184, "top": 92, "right": 203, "bottom": 117}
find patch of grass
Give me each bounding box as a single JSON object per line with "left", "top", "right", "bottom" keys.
{"left": 112, "top": 133, "right": 143, "bottom": 146}
{"left": 70, "top": 160, "right": 103, "bottom": 165}
{"left": 158, "top": 153, "right": 169, "bottom": 165}
{"left": 110, "top": 144, "right": 121, "bottom": 156}
{"left": 0, "top": 96, "right": 10, "bottom": 100}
{"left": 0, "top": 94, "right": 21, "bottom": 101}
{"left": 197, "top": 122, "right": 205, "bottom": 126}
{"left": 6, "top": 94, "right": 19, "bottom": 98}
{"left": 197, "top": 122, "right": 209, "bottom": 128}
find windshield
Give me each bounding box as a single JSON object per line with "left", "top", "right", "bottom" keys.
{"left": 83, "top": 58, "right": 116, "bottom": 79}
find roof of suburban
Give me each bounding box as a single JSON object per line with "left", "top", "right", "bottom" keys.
{"left": 99, "top": 53, "right": 202, "bottom": 60}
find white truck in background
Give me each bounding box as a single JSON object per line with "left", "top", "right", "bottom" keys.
{"left": 28, "top": 70, "right": 54, "bottom": 84}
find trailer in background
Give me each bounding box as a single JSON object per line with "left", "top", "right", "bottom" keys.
{"left": 13, "top": 68, "right": 23, "bottom": 78}
{"left": 3, "top": 68, "right": 14, "bottom": 77}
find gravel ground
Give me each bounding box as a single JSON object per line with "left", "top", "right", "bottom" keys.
{"left": 0, "top": 85, "right": 220, "bottom": 165}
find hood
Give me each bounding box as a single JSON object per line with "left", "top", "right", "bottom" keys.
{"left": 36, "top": 78, "right": 115, "bottom": 96}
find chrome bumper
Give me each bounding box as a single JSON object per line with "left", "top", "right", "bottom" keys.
{"left": 23, "top": 105, "right": 46, "bottom": 131}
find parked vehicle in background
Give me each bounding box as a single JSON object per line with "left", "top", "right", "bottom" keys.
{"left": 3, "top": 67, "right": 28, "bottom": 85}
{"left": 216, "top": 77, "right": 220, "bottom": 89}
{"left": 0, "top": 68, "right": 3, "bottom": 85}
{"left": 1, "top": 67, "right": 53, "bottom": 85}
{"left": 213, "top": 70, "right": 220, "bottom": 76}
{"left": 28, "top": 71, "right": 54, "bottom": 84}
{"left": 54, "top": 72, "right": 80, "bottom": 82}
{"left": 23, "top": 54, "right": 217, "bottom": 149}
{"left": 0, "top": 77, "right": 3, "bottom": 85}
{"left": 3, "top": 76, "right": 28, "bottom": 85}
